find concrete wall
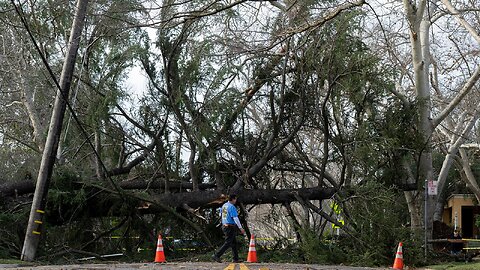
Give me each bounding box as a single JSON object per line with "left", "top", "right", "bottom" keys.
{"left": 443, "top": 194, "right": 478, "bottom": 237}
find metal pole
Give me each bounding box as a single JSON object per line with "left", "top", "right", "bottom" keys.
{"left": 454, "top": 212, "right": 458, "bottom": 231}
{"left": 424, "top": 179, "right": 428, "bottom": 260}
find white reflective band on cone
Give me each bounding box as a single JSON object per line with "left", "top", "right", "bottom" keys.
{"left": 248, "top": 247, "right": 256, "bottom": 251}
{"left": 396, "top": 245, "right": 403, "bottom": 258}
{"left": 156, "top": 247, "right": 164, "bottom": 252}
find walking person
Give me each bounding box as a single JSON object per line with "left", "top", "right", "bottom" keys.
{"left": 212, "top": 194, "right": 245, "bottom": 263}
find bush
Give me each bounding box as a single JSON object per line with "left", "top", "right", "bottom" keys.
{"left": 299, "top": 229, "right": 346, "bottom": 264}
{"left": 338, "top": 181, "right": 425, "bottom": 267}
{"left": 0, "top": 210, "right": 29, "bottom": 259}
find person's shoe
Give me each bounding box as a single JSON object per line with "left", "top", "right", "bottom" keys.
{"left": 211, "top": 254, "right": 221, "bottom": 263}
{"left": 232, "top": 259, "right": 243, "bottom": 263}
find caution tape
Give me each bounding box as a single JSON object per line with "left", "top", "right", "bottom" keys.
{"left": 331, "top": 219, "right": 344, "bottom": 229}
{"left": 330, "top": 202, "right": 342, "bottom": 214}
{"left": 255, "top": 238, "right": 295, "bottom": 241}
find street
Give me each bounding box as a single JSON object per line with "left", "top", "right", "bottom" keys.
{"left": 0, "top": 262, "right": 388, "bottom": 270}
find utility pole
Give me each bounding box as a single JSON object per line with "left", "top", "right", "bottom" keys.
{"left": 20, "top": 0, "right": 89, "bottom": 261}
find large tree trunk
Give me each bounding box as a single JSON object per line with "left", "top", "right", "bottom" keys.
{"left": 405, "top": 191, "right": 423, "bottom": 229}
{"left": 0, "top": 178, "right": 216, "bottom": 199}
{"left": 403, "top": 0, "right": 434, "bottom": 240}
{"left": 1, "top": 176, "right": 336, "bottom": 213}
{"left": 433, "top": 114, "right": 479, "bottom": 221}
{"left": 151, "top": 187, "right": 336, "bottom": 210}
{"left": 21, "top": 0, "right": 89, "bottom": 261}
{"left": 74, "top": 186, "right": 337, "bottom": 221}
{"left": 401, "top": 159, "right": 423, "bottom": 230}
{"left": 418, "top": 2, "right": 435, "bottom": 241}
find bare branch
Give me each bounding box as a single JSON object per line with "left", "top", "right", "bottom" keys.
{"left": 432, "top": 65, "right": 480, "bottom": 128}
{"left": 440, "top": 0, "right": 480, "bottom": 44}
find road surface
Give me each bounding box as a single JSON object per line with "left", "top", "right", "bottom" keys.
{"left": 0, "top": 262, "right": 388, "bottom": 270}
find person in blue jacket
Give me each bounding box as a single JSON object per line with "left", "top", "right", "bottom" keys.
{"left": 212, "top": 194, "right": 245, "bottom": 263}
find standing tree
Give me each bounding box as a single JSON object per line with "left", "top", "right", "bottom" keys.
{"left": 365, "top": 0, "right": 480, "bottom": 238}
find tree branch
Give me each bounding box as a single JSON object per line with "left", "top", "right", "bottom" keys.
{"left": 440, "top": 0, "right": 480, "bottom": 44}
{"left": 432, "top": 65, "right": 480, "bottom": 128}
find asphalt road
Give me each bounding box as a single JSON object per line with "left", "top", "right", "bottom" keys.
{"left": 0, "top": 262, "right": 388, "bottom": 270}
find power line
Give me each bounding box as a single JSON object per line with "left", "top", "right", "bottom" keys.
{"left": 10, "top": 0, "right": 125, "bottom": 197}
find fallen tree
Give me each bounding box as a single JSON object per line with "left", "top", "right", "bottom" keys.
{"left": 0, "top": 178, "right": 215, "bottom": 199}
{"left": 149, "top": 186, "right": 337, "bottom": 210}
{"left": 1, "top": 176, "right": 336, "bottom": 216}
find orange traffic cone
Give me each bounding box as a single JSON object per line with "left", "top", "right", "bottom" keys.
{"left": 154, "top": 234, "right": 166, "bottom": 263}
{"left": 246, "top": 233, "right": 257, "bottom": 263}
{"left": 392, "top": 242, "right": 404, "bottom": 270}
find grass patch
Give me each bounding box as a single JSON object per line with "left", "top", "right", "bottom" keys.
{"left": 0, "top": 259, "right": 22, "bottom": 264}
{"left": 425, "top": 262, "right": 480, "bottom": 270}
{"left": 0, "top": 259, "right": 32, "bottom": 265}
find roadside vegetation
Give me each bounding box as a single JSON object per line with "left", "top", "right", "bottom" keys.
{"left": 425, "top": 262, "right": 480, "bottom": 270}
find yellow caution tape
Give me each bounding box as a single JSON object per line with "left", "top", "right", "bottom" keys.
{"left": 332, "top": 219, "right": 345, "bottom": 229}
{"left": 36, "top": 209, "right": 45, "bottom": 214}
{"left": 256, "top": 238, "right": 295, "bottom": 241}
{"left": 32, "top": 231, "right": 41, "bottom": 235}
{"left": 330, "top": 202, "right": 342, "bottom": 214}
{"left": 107, "top": 236, "right": 140, "bottom": 239}
{"left": 34, "top": 220, "right": 43, "bottom": 224}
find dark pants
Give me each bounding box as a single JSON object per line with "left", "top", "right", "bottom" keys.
{"left": 215, "top": 226, "right": 238, "bottom": 260}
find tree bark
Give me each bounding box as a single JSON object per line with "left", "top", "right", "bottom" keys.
{"left": 150, "top": 186, "right": 336, "bottom": 210}
{"left": 21, "top": 0, "right": 89, "bottom": 261}
{"left": 433, "top": 113, "right": 479, "bottom": 221}
{"left": 0, "top": 179, "right": 35, "bottom": 199}
{"left": 39, "top": 186, "right": 337, "bottom": 220}
{"left": 0, "top": 178, "right": 216, "bottom": 199}
{"left": 2, "top": 177, "right": 336, "bottom": 207}
{"left": 459, "top": 148, "right": 480, "bottom": 202}
{"left": 439, "top": 0, "right": 480, "bottom": 44}
{"left": 19, "top": 69, "right": 46, "bottom": 152}
{"left": 283, "top": 203, "right": 303, "bottom": 243}
{"left": 94, "top": 127, "right": 104, "bottom": 181}
{"left": 402, "top": 157, "right": 423, "bottom": 229}
{"left": 405, "top": 191, "right": 423, "bottom": 229}
{"left": 403, "top": 0, "right": 433, "bottom": 238}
